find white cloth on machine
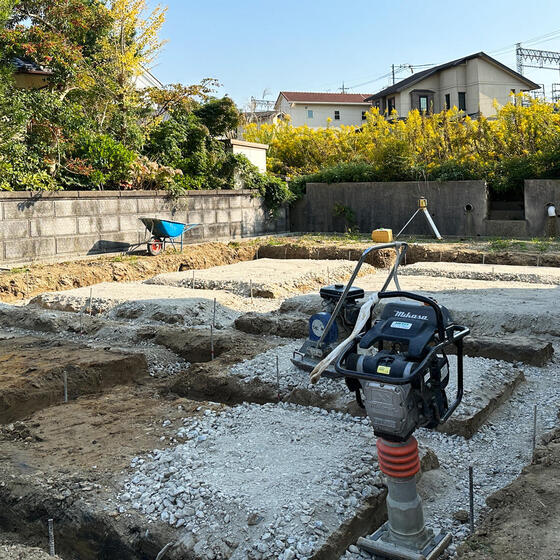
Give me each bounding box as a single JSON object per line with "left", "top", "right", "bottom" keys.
{"left": 310, "top": 293, "right": 379, "bottom": 384}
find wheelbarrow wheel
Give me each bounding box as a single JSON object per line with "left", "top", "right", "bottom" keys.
{"left": 147, "top": 238, "right": 164, "bottom": 256}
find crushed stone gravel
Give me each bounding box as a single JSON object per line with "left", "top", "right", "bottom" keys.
{"left": 401, "top": 262, "right": 560, "bottom": 284}
{"left": 119, "top": 402, "right": 383, "bottom": 560}
{"left": 146, "top": 259, "right": 376, "bottom": 298}
{"left": 229, "top": 340, "right": 352, "bottom": 399}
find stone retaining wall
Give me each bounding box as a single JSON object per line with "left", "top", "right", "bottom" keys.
{"left": 0, "top": 190, "right": 286, "bottom": 264}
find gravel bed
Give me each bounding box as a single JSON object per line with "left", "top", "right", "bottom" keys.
{"left": 341, "top": 354, "right": 560, "bottom": 559}
{"left": 119, "top": 402, "right": 383, "bottom": 560}
{"left": 445, "top": 354, "right": 522, "bottom": 422}
{"left": 30, "top": 282, "right": 281, "bottom": 329}
{"left": 147, "top": 259, "right": 376, "bottom": 298}
{"left": 401, "top": 262, "right": 560, "bottom": 284}
{"left": 229, "top": 340, "right": 351, "bottom": 398}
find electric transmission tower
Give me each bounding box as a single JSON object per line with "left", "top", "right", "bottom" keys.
{"left": 516, "top": 43, "right": 560, "bottom": 74}
{"left": 516, "top": 43, "right": 560, "bottom": 101}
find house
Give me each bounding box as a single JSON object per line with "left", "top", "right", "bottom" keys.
{"left": 366, "top": 52, "right": 540, "bottom": 118}
{"left": 274, "top": 92, "right": 373, "bottom": 128}
{"left": 12, "top": 57, "right": 51, "bottom": 89}
{"left": 134, "top": 67, "right": 164, "bottom": 90}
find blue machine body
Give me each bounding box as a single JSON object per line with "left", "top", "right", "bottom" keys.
{"left": 308, "top": 312, "right": 338, "bottom": 344}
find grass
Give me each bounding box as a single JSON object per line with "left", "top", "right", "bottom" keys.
{"left": 110, "top": 254, "right": 139, "bottom": 263}
{"left": 488, "top": 238, "right": 512, "bottom": 252}
{"left": 260, "top": 233, "right": 560, "bottom": 254}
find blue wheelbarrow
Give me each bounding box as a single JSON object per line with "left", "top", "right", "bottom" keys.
{"left": 134, "top": 217, "right": 200, "bottom": 256}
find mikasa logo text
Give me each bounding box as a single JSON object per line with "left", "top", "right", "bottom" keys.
{"left": 394, "top": 311, "right": 428, "bottom": 320}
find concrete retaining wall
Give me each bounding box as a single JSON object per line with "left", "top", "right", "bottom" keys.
{"left": 525, "top": 179, "right": 560, "bottom": 236}
{"left": 290, "top": 181, "right": 488, "bottom": 236}
{"left": 0, "top": 190, "right": 286, "bottom": 264}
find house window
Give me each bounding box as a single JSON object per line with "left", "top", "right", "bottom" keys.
{"left": 458, "top": 92, "right": 466, "bottom": 112}
{"left": 387, "top": 97, "right": 396, "bottom": 113}
{"left": 334, "top": 110, "right": 340, "bottom": 120}
{"left": 419, "top": 95, "right": 428, "bottom": 112}
{"left": 307, "top": 109, "right": 314, "bottom": 118}
{"left": 445, "top": 93, "right": 451, "bottom": 110}
{"left": 362, "top": 111, "right": 367, "bottom": 120}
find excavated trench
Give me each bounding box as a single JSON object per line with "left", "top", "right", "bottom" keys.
{"left": 1, "top": 243, "right": 560, "bottom": 559}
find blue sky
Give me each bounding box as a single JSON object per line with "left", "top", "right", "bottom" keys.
{"left": 151, "top": 0, "right": 560, "bottom": 108}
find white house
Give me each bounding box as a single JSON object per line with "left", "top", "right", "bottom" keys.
{"left": 274, "top": 92, "right": 373, "bottom": 128}
{"left": 366, "top": 52, "right": 540, "bottom": 118}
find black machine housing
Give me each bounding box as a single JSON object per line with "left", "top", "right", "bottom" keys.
{"left": 319, "top": 283, "right": 365, "bottom": 332}
{"left": 336, "top": 292, "right": 469, "bottom": 442}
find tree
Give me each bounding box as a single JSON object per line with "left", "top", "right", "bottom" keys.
{"left": 1, "top": 0, "right": 111, "bottom": 90}
{"left": 194, "top": 96, "right": 241, "bottom": 137}
{"left": 93, "top": 0, "right": 167, "bottom": 144}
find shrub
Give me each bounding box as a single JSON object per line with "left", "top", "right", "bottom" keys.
{"left": 74, "top": 133, "right": 136, "bottom": 189}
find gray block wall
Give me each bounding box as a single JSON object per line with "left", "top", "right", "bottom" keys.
{"left": 0, "top": 190, "right": 287, "bottom": 264}
{"left": 290, "top": 181, "right": 488, "bottom": 236}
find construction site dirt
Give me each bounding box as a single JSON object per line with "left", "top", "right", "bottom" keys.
{"left": 0, "top": 235, "right": 560, "bottom": 559}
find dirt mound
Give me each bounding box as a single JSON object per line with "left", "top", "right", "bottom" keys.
{"left": 457, "top": 428, "right": 560, "bottom": 560}
{"left": 0, "top": 242, "right": 258, "bottom": 303}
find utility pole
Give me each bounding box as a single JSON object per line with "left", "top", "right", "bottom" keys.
{"left": 391, "top": 64, "right": 395, "bottom": 85}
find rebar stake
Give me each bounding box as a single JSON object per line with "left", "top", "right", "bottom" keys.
{"left": 63, "top": 371, "right": 68, "bottom": 403}
{"left": 276, "top": 355, "right": 280, "bottom": 401}
{"left": 469, "top": 466, "right": 474, "bottom": 534}
{"left": 88, "top": 287, "right": 93, "bottom": 316}
{"left": 48, "top": 518, "right": 55, "bottom": 556}
{"left": 532, "top": 404, "right": 538, "bottom": 460}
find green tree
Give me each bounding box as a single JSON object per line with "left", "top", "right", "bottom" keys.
{"left": 193, "top": 96, "right": 240, "bottom": 137}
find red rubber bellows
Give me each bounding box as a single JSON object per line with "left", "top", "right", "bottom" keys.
{"left": 377, "top": 437, "right": 421, "bottom": 479}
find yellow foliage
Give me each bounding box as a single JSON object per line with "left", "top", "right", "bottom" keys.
{"left": 244, "top": 95, "right": 560, "bottom": 184}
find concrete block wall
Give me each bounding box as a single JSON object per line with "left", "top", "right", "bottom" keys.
{"left": 290, "top": 181, "right": 488, "bottom": 237}
{"left": 0, "top": 190, "right": 287, "bottom": 264}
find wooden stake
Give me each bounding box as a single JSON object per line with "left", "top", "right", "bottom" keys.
{"left": 63, "top": 371, "right": 68, "bottom": 403}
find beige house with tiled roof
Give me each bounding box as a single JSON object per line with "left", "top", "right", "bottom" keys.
{"left": 274, "top": 92, "right": 373, "bottom": 128}
{"left": 366, "top": 52, "right": 540, "bottom": 118}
